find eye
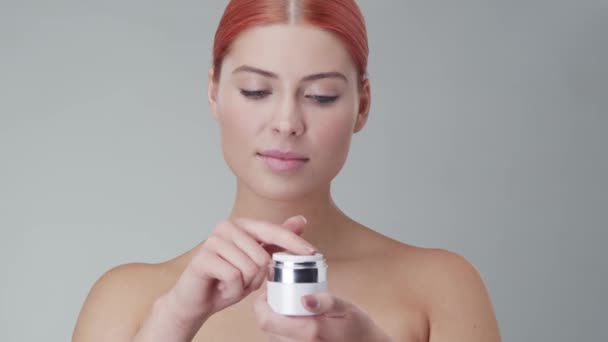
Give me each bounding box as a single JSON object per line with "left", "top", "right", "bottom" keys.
{"left": 240, "top": 89, "right": 271, "bottom": 100}
{"left": 306, "top": 95, "right": 339, "bottom": 105}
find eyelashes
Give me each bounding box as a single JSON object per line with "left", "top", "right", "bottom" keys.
{"left": 239, "top": 89, "right": 339, "bottom": 105}
{"left": 240, "top": 89, "right": 270, "bottom": 99}
{"left": 306, "top": 94, "right": 339, "bottom": 104}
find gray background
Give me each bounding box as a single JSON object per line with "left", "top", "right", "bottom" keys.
{"left": 1, "top": 0, "right": 606, "bottom": 341}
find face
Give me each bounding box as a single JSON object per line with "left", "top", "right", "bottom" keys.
{"left": 208, "top": 24, "right": 370, "bottom": 201}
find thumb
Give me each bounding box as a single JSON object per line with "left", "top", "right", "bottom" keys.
{"left": 301, "top": 293, "right": 350, "bottom": 317}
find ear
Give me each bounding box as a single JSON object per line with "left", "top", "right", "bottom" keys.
{"left": 353, "top": 78, "right": 371, "bottom": 133}
{"left": 208, "top": 67, "right": 219, "bottom": 121}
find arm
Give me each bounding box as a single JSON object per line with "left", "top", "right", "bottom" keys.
{"left": 72, "top": 216, "right": 315, "bottom": 342}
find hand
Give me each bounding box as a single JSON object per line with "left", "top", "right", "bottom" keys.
{"left": 164, "top": 215, "right": 317, "bottom": 327}
{"left": 254, "top": 289, "right": 394, "bottom": 342}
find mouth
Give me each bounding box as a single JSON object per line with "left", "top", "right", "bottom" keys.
{"left": 257, "top": 150, "right": 309, "bottom": 160}
{"left": 256, "top": 150, "right": 309, "bottom": 172}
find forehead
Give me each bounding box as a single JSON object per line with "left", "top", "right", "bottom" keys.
{"left": 222, "top": 24, "right": 356, "bottom": 79}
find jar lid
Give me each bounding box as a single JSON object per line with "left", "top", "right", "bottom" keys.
{"left": 272, "top": 252, "right": 324, "bottom": 263}
{"left": 268, "top": 252, "right": 327, "bottom": 283}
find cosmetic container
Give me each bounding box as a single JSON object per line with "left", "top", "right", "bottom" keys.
{"left": 266, "top": 252, "right": 328, "bottom": 316}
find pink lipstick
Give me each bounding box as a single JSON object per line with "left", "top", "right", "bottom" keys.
{"left": 257, "top": 149, "right": 309, "bottom": 172}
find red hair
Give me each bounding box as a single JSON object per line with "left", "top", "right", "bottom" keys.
{"left": 212, "top": 0, "right": 369, "bottom": 84}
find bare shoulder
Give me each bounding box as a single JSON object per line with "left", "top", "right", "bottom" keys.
{"left": 388, "top": 242, "right": 502, "bottom": 342}
{"left": 72, "top": 261, "right": 179, "bottom": 342}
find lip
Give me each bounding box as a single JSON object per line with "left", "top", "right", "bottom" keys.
{"left": 257, "top": 149, "right": 309, "bottom": 172}
{"left": 258, "top": 149, "right": 309, "bottom": 160}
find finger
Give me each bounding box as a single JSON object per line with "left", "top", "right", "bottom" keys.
{"left": 183, "top": 247, "right": 239, "bottom": 291}
{"left": 245, "top": 266, "right": 268, "bottom": 292}
{"left": 234, "top": 217, "right": 316, "bottom": 255}
{"left": 217, "top": 221, "right": 271, "bottom": 268}
{"left": 263, "top": 215, "right": 308, "bottom": 255}
{"left": 282, "top": 215, "right": 308, "bottom": 234}
{"left": 175, "top": 248, "right": 242, "bottom": 310}
{"left": 265, "top": 332, "right": 299, "bottom": 342}
{"left": 253, "top": 290, "right": 317, "bottom": 339}
{"left": 301, "top": 292, "right": 351, "bottom": 318}
{"left": 205, "top": 235, "right": 259, "bottom": 289}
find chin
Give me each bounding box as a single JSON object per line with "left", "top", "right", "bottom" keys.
{"left": 228, "top": 156, "right": 341, "bottom": 201}
{"left": 248, "top": 177, "right": 320, "bottom": 202}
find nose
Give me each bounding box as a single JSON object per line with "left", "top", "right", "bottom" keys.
{"left": 271, "top": 100, "right": 305, "bottom": 137}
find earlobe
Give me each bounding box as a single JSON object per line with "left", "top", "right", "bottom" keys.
{"left": 208, "top": 67, "right": 219, "bottom": 121}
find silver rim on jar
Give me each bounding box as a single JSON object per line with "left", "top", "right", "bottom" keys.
{"left": 267, "top": 259, "right": 327, "bottom": 283}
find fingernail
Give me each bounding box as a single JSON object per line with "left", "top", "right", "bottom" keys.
{"left": 298, "top": 215, "right": 307, "bottom": 224}
{"left": 303, "top": 295, "right": 319, "bottom": 310}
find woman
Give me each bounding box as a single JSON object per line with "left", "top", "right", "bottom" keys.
{"left": 73, "top": 1, "right": 501, "bottom": 341}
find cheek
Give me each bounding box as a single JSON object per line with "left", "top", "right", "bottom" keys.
{"left": 313, "top": 110, "right": 355, "bottom": 159}
{"left": 217, "top": 97, "right": 262, "bottom": 173}
{"left": 219, "top": 94, "right": 258, "bottom": 146}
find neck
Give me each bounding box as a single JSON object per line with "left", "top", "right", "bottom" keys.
{"left": 228, "top": 179, "right": 353, "bottom": 257}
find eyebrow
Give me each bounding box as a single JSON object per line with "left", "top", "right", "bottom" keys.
{"left": 231, "top": 65, "right": 348, "bottom": 83}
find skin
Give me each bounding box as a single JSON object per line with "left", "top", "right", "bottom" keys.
{"left": 72, "top": 24, "right": 502, "bottom": 342}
